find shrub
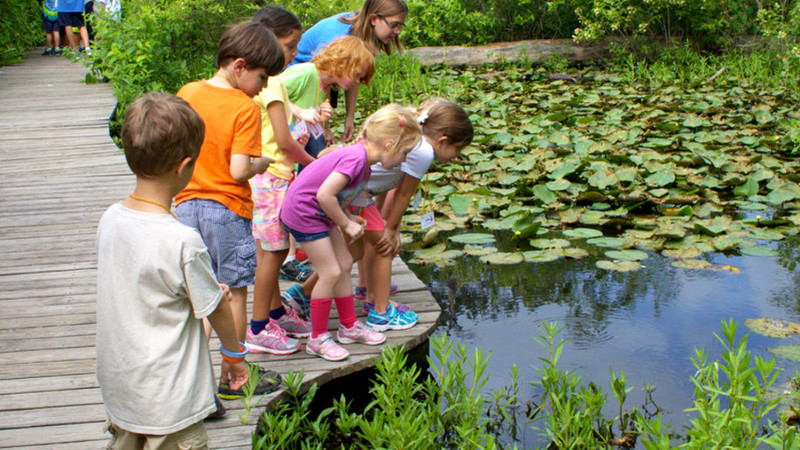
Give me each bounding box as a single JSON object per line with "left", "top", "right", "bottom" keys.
{"left": 1, "top": 0, "right": 42, "bottom": 66}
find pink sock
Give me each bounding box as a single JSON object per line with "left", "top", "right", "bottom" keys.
{"left": 334, "top": 295, "right": 357, "bottom": 329}
{"left": 310, "top": 298, "right": 333, "bottom": 338}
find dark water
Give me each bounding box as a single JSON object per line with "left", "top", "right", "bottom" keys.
{"left": 403, "top": 236, "right": 800, "bottom": 447}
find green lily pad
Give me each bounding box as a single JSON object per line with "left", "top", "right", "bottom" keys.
{"left": 448, "top": 233, "right": 496, "bottom": 245}
{"left": 744, "top": 318, "right": 800, "bottom": 338}
{"left": 766, "top": 345, "right": 800, "bottom": 362}
{"left": 448, "top": 194, "right": 473, "bottom": 215}
{"left": 463, "top": 245, "right": 498, "bottom": 256}
{"left": 561, "top": 247, "right": 589, "bottom": 259}
{"left": 694, "top": 223, "right": 727, "bottom": 236}
{"left": 529, "top": 238, "right": 571, "bottom": 249}
{"left": 740, "top": 246, "right": 778, "bottom": 257}
{"left": 480, "top": 252, "right": 524, "bottom": 265}
{"left": 523, "top": 249, "right": 562, "bottom": 263}
{"left": 596, "top": 260, "right": 642, "bottom": 272}
{"left": 605, "top": 249, "right": 649, "bottom": 261}
{"left": 587, "top": 237, "right": 625, "bottom": 248}
{"left": 662, "top": 247, "right": 703, "bottom": 259}
{"left": 672, "top": 259, "right": 712, "bottom": 270}
{"left": 563, "top": 227, "right": 604, "bottom": 239}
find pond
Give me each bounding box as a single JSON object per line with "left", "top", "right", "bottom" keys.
{"left": 403, "top": 233, "right": 800, "bottom": 447}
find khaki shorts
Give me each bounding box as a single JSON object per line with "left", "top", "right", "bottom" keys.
{"left": 105, "top": 420, "right": 208, "bottom": 450}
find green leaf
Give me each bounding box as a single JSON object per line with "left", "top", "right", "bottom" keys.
{"left": 529, "top": 238, "right": 571, "bottom": 249}
{"left": 645, "top": 170, "right": 675, "bottom": 187}
{"left": 587, "top": 237, "right": 625, "bottom": 248}
{"left": 448, "top": 233, "right": 496, "bottom": 245}
{"left": 596, "top": 260, "right": 642, "bottom": 272}
{"left": 733, "top": 176, "right": 759, "bottom": 197}
{"left": 479, "top": 252, "right": 524, "bottom": 265}
{"left": 740, "top": 246, "right": 778, "bottom": 257}
{"left": 563, "top": 228, "right": 603, "bottom": 239}
{"left": 533, "top": 184, "right": 558, "bottom": 204}
{"left": 766, "top": 345, "right": 800, "bottom": 362}
{"left": 448, "top": 194, "right": 472, "bottom": 215}
{"left": 605, "top": 249, "right": 649, "bottom": 261}
{"left": 745, "top": 318, "right": 800, "bottom": 338}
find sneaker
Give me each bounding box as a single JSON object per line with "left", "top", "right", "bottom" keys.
{"left": 295, "top": 248, "right": 309, "bottom": 263}
{"left": 273, "top": 308, "right": 311, "bottom": 338}
{"left": 337, "top": 321, "right": 386, "bottom": 345}
{"left": 354, "top": 283, "right": 398, "bottom": 300}
{"left": 306, "top": 333, "right": 349, "bottom": 361}
{"left": 54, "top": 47, "right": 62, "bottom": 56}
{"left": 363, "top": 300, "right": 411, "bottom": 315}
{"left": 217, "top": 363, "right": 281, "bottom": 400}
{"left": 281, "top": 284, "right": 311, "bottom": 319}
{"left": 245, "top": 322, "right": 300, "bottom": 355}
{"left": 366, "top": 304, "right": 419, "bottom": 331}
{"left": 41, "top": 48, "right": 53, "bottom": 56}
{"left": 280, "top": 259, "right": 313, "bottom": 282}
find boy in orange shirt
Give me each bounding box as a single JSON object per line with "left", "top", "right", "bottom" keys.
{"left": 175, "top": 21, "right": 284, "bottom": 399}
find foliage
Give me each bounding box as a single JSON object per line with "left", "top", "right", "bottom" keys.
{"left": 253, "top": 322, "right": 799, "bottom": 448}
{"left": 1, "top": 0, "right": 42, "bottom": 66}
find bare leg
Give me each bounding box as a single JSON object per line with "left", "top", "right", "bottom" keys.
{"left": 230, "top": 286, "right": 248, "bottom": 343}
{"left": 64, "top": 26, "right": 78, "bottom": 48}
{"left": 253, "top": 245, "right": 289, "bottom": 322}
{"left": 362, "top": 231, "right": 392, "bottom": 314}
{"left": 79, "top": 26, "right": 90, "bottom": 49}
{"left": 302, "top": 230, "right": 354, "bottom": 299}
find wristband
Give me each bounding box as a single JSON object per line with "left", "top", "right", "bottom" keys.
{"left": 220, "top": 344, "right": 248, "bottom": 363}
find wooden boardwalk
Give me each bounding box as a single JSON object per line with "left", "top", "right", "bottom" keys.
{"left": 0, "top": 50, "right": 441, "bottom": 449}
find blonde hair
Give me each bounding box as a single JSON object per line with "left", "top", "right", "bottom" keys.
{"left": 360, "top": 103, "right": 421, "bottom": 156}
{"left": 312, "top": 36, "right": 376, "bottom": 86}
{"left": 417, "top": 98, "right": 474, "bottom": 148}
{"left": 341, "top": 0, "right": 408, "bottom": 55}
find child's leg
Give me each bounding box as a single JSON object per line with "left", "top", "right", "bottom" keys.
{"left": 252, "top": 246, "right": 287, "bottom": 325}
{"left": 362, "top": 233, "right": 393, "bottom": 314}
{"left": 230, "top": 286, "right": 247, "bottom": 343}
{"left": 79, "top": 25, "right": 90, "bottom": 49}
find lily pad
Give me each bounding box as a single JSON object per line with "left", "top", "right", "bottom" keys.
{"left": 523, "top": 249, "right": 563, "bottom": 263}
{"left": 605, "top": 249, "right": 649, "bottom": 261}
{"left": 596, "top": 260, "right": 642, "bottom": 272}
{"left": 463, "top": 245, "right": 498, "bottom": 256}
{"left": 448, "top": 233, "right": 496, "bottom": 245}
{"left": 744, "top": 318, "right": 800, "bottom": 338}
{"left": 480, "top": 252, "right": 524, "bottom": 265}
{"left": 563, "top": 227, "right": 604, "bottom": 239}
{"left": 662, "top": 247, "right": 703, "bottom": 259}
{"left": 739, "top": 246, "right": 778, "bottom": 257}
{"left": 671, "top": 259, "right": 712, "bottom": 270}
{"left": 529, "top": 238, "right": 571, "bottom": 249}
{"left": 587, "top": 237, "right": 625, "bottom": 248}
{"left": 561, "top": 247, "right": 590, "bottom": 259}
{"left": 766, "top": 345, "right": 800, "bottom": 362}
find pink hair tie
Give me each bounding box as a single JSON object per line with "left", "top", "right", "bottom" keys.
{"left": 399, "top": 117, "right": 405, "bottom": 126}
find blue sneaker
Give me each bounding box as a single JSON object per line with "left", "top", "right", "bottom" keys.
{"left": 280, "top": 259, "right": 313, "bottom": 282}
{"left": 281, "top": 284, "right": 311, "bottom": 319}
{"left": 365, "top": 304, "right": 418, "bottom": 331}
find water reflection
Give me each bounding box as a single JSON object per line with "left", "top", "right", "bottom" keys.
{"left": 403, "top": 239, "right": 800, "bottom": 446}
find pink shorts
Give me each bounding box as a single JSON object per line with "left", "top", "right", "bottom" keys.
{"left": 251, "top": 172, "right": 290, "bottom": 251}
{"left": 347, "top": 204, "right": 385, "bottom": 231}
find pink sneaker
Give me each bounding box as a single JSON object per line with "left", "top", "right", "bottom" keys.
{"left": 246, "top": 322, "right": 300, "bottom": 355}
{"left": 306, "top": 333, "right": 349, "bottom": 361}
{"left": 337, "top": 321, "right": 387, "bottom": 345}
{"left": 273, "top": 308, "right": 311, "bottom": 338}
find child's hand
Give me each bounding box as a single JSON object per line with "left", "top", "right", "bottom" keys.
{"left": 221, "top": 360, "right": 249, "bottom": 391}
{"left": 323, "top": 128, "right": 337, "bottom": 146}
{"left": 374, "top": 229, "right": 402, "bottom": 257}
{"left": 219, "top": 283, "right": 233, "bottom": 302}
{"left": 319, "top": 99, "right": 333, "bottom": 122}
{"left": 340, "top": 116, "right": 355, "bottom": 142}
{"left": 298, "top": 107, "right": 321, "bottom": 125}
{"left": 296, "top": 132, "right": 309, "bottom": 146}
{"left": 342, "top": 219, "right": 365, "bottom": 244}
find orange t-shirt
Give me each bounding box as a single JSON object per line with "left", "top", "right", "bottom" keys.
{"left": 175, "top": 80, "right": 262, "bottom": 218}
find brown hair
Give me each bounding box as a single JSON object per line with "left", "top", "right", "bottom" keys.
{"left": 339, "top": 0, "right": 408, "bottom": 55}
{"left": 253, "top": 5, "right": 302, "bottom": 39}
{"left": 216, "top": 21, "right": 284, "bottom": 75}
{"left": 360, "top": 103, "right": 421, "bottom": 156}
{"left": 312, "top": 36, "right": 375, "bottom": 86}
{"left": 122, "top": 92, "right": 205, "bottom": 178}
{"left": 417, "top": 98, "right": 474, "bottom": 148}
{"left": 341, "top": 0, "right": 407, "bottom": 55}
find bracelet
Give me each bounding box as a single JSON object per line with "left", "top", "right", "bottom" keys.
{"left": 219, "top": 344, "right": 250, "bottom": 362}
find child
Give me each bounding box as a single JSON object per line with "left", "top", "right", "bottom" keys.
{"left": 175, "top": 21, "right": 284, "bottom": 398}
{"left": 353, "top": 99, "right": 474, "bottom": 330}
{"left": 279, "top": 104, "right": 422, "bottom": 361}
{"left": 41, "top": 0, "right": 60, "bottom": 55}
{"left": 96, "top": 93, "right": 250, "bottom": 447}
{"left": 247, "top": 5, "right": 313, "bottom": 355}
{"left": 57, "top": 0, "right": 90, "bottom": 52}
{"left": 277, "top": 35, "right": 375, "bottom": 283}
{"left": 292, "top": 0, "right": 408, "bottom": 142}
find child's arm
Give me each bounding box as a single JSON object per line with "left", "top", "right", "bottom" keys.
{"left": 230, "top": 154, "right": 274, "bottom": 181}
{"left": 374, "top": 174, "right": 421, "bottom": 257}
{"left": 341, "top": 87, "right": 359, "bottom": 142}
{"left": 267, "top": 102, "right": 314, "bottom": 167}
{"left": 317, "top": 173, "right": 364, "bottom": 243}
{"left": 206, "top": 284, "right": 249, "bottom": 390}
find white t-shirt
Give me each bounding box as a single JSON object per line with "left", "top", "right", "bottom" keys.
{"left": 95, "top": 203, "right": 222, "bottom": 434}
{"left": 350, "top": 139, "right": 434, "bottom": 207}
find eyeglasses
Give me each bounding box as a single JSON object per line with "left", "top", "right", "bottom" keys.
{"left": 378, "top": 15, "right": 405, "bottom": 31}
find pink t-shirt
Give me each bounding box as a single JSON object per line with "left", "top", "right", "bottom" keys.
{"left": 280, "top": 142, "right": 370, "bottom": 234}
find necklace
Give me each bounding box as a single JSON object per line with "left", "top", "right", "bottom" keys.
{"left": 128, "top": 194, "right": 177, "bottom": 219}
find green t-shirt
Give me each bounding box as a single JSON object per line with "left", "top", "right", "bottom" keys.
{"left": 277, "top": 63, "right": 326, "bottom": 110}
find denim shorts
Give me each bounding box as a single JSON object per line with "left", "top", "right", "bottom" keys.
{"left": 283, "top": 223, "right": 330, "bottom": 243}
{"left": 175, "top": 199, "right": 256, "bottom": 288}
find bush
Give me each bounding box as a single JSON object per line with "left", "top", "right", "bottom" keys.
{"left": 1, "top": 0, "right": 42, "bottom": 66}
